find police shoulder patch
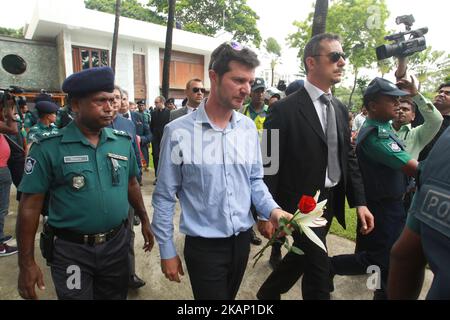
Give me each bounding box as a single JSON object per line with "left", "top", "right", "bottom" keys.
{"left": 24, "top": 157, "right": 37, "bottom": 174}
{"left": 388, "top": 141, "right": 402, "bottom": 152}
{"left": 38, "top": 131, "right": 62, "bottom": 143}
{"left": 112, "top": 129, "right": 131, "bottom": 138}
{"left": 377, "top": 126, "right": 390, "bottom": 139}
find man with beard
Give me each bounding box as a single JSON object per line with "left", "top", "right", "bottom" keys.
{"left": 152, "top": 41, "right": 292, "bottom": 300}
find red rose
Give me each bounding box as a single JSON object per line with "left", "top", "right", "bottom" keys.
{"left": 298, "top": 195, "right": 316, "bottom": 214}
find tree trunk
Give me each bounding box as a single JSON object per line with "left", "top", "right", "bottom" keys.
{"left": 271, "top": 60, "right": 276, "bottom": 86}
{"left": 348, "top": 67, "right": 359, "bottom": 108}
{"left": 311, "top": 0, "right": 329, "bottom": 36}
{"left": 162, "top": 0, "right": 176, "bottom": 99}
{"left": 111, "top": 0, "right": 121, "bottom": 73}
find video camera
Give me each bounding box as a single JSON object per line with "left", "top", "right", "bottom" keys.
{"left": 0, "top": 86, "right": 24, "bottom": 112}
{"left": 376, "top": 14, "right": 428, "bottom": 60}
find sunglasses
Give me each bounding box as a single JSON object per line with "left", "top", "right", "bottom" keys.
{"left": 192, "top": 87, "right": 206, "bottom": 94}
{"left": 226, "top": 40, "right": 244, "bottom": 51}
{"left": 313, "top": 51, "right": 346, "bottom": 63}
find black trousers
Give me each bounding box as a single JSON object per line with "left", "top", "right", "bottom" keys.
{"left": 257, "top": 188, "right": 334, "bottom": 300}
{"left": 184, "top": 229, "right": 251, "bottom": 300}
{"left": 331, "top": 199, "right": 406, "bottom": 299}
{"left": 151, "top": 140, "right": 161, "bottom": 177}
{"left": 49, "top": 223, "right": 130, "bottom": 300}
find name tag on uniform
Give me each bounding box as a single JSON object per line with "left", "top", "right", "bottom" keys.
{"left": 64, "top": 155, "right": 89, "bottom": 163}
{"left": 107, "top": 153, "right": 128, "bottom": 161}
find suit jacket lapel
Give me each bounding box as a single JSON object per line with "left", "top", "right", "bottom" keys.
{"left": 297, "top": 89, "right": 327, "bottom": 144}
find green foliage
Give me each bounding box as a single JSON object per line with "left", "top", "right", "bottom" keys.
{"left": 85, "top": 0, "right": 165, "bottom": 25}
{"left": 265, "top": 37, "right": 281, "bottom": 57}
{"left": 405, "top": 48, "right": 450, "bottom": 94}
{"left": 287, "top": 0, "right": 391, "bottom": 107}
{"left": 0, "top": 27, "right": 24, "bottom": 39}
{"left": 149, "top": 0, "right": 261, "bottom": 47}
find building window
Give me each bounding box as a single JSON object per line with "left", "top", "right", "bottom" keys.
{"left": 72, "top": 46, "right": 109, "bottom": 72}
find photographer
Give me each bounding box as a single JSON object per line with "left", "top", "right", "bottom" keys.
{"left": 0, "top": 93, "right": 19, "bottom": 256}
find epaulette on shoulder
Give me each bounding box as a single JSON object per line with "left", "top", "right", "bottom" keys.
{"left": 112, "top": 129, "right": 132, "bottom": 139}
{"left": 33, "top": 131, "right": 63, "bottom": 144}
{"left": 376, "top": 125, "right": 390, "bottom": 139}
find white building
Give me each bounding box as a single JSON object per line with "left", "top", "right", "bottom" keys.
{"left": 24, "top": 0, "right": 222, "bottom": 101}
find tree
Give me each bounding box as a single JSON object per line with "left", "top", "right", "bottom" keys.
{"left": 149, "top": 0, "right": 261, "bottom": 47}
{"left": 404, "top": 48, "right": 450, "bottom": 95}
{"left": 265, "top": 37, "right": 282, "bottom": 86}
{"left": 312, "top": 0, "right": 329, "bottom": 36}
{"left": 111, "top": 0, "right": 121, "bottom": 73}
{"left": 0, "top": 27, "right": 24, "bottom": 39}
{"left": 86, "top": 0, "right": 262, "bottom": 47}
{"left": 161, "top": 0, "right": 175, "bottom": 100}
{"left": 288, "top": 0, "right": 390, "bottom": 108}
{"left": 85, "top": 0, "right": 165, "bottom": 25}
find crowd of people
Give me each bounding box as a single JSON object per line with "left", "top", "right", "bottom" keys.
{"left": 0, "top": 32, "right": 449, "bottom": 300}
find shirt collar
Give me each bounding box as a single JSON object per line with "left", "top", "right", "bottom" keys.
{"left": 61, "top": 121, "right": 116, "bottom": 145}
{"left": 194, "top": 99, "right": 242, "bottom": 130}
{"left": 304, "top": 78, "right": 332, "bottom": 103}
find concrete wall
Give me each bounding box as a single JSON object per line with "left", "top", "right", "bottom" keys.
{"left": 0, "top": 36, "right": 60, "bottom": 91}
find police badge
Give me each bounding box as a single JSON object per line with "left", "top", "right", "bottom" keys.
{"left": 72, "top": 176, "right": 85, "bottom": 190}
{"left": 389, "top": 142, "right": 401, "bottom": 152}
{"left": 24, "top": 157, "right": 36, "bottom": 175}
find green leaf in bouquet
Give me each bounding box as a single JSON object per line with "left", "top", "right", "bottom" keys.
{"left": 290, "top": 245, "right": 304, "bottom": 255}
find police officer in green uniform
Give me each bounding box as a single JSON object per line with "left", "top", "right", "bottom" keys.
{"left": 26, "top": 101, "right": 60, "bottom": 145}
{"left": 330, "top": 77, "right": 418, "bottom": 299}
{"left": 389, "top": 127, "right": 450, "bottom": 299}
{"left": 16, "top": 67, "right": 154, "bottom": 300}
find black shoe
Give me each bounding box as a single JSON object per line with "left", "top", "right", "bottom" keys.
{"left": 128, "top": 274, "right": 146, "bottom": 289}
{"left": 250, "top": 230, "right": 262, "bottom": 246}
{"left": 153, "top": 179, "right": 157, "bottom": 186}
{"left": 133, "top": 215, "right": 141, "bottom": 226}
{"left": 0, "top": 235, "right": 13, "bottom": 244}
{"left": 269, "top": 246, "right": 282, "bottom": 270}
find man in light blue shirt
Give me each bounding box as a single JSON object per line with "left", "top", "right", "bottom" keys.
{"left": 152, "top": 41, "right": 292, "bottom": 300}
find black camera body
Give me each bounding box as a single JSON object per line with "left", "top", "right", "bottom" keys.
{"left": 376, "top": 14, "right": 428, "bottom": 60}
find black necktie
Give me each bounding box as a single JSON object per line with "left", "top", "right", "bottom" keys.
{"left": 123, "top": 113, "right": 129, "bottom": 119}
{"left": 319, "top": 93, "right": 341, "bottom": 183}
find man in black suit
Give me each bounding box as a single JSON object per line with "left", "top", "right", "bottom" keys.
{"left": 118, "top": 91, "right": 152, "bottom": 178}
{"left": 169, "top": 78, "right": 205, "bottom": 122}
{"left": 150, "top": 96, "right": 170, "bottom": 183}
{"left": 257, "top": 33, "right": 373, "bottom": 300}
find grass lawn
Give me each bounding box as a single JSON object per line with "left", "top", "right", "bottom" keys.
{"left": 329, "top": 201, "right": 357, "bottom": 242}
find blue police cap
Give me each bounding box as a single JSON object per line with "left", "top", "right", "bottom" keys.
{"left": 17, "top": 98, "right": 27, "bottom": 106}
{"left": 364, "top": 77, "right": 409, "bottom": 98}
{"left": 34, "top": 93, "right": 53, "bottom": 103}
{"left": 35, "top": 101, "right": 59, "bottom": 114}
{"left": 285, "top": 79, "right": 305, "bottom": 96}
{"left": 62, "top": 67, "right": 115, "bottom": 97}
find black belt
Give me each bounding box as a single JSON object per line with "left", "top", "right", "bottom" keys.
{"left": 52, "top": 220, "right": 127, "bottom": 246}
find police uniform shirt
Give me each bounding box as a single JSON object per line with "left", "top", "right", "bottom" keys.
{"left": 359, "top": 119, "right": 412, "bottom": 170}
{"left": 23, "top": 112, "right": 35, "bottom": 129}
{"left": 26, "top": 122, "right": 59, "bottom": 144}
{"left": 18, "top": 121, "right": 139, "bottom": 234}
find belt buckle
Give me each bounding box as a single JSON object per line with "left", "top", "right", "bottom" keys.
{"left": 94, "top": 233, "right": 106, "bottom": 245}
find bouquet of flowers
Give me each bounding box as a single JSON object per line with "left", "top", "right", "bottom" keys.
{"left": 253, "top": 191, "right": 328, "bottom": 267}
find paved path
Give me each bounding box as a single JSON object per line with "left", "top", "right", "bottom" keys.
{"left": 0, "top": 171, "right": 432, "bottom": 300}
